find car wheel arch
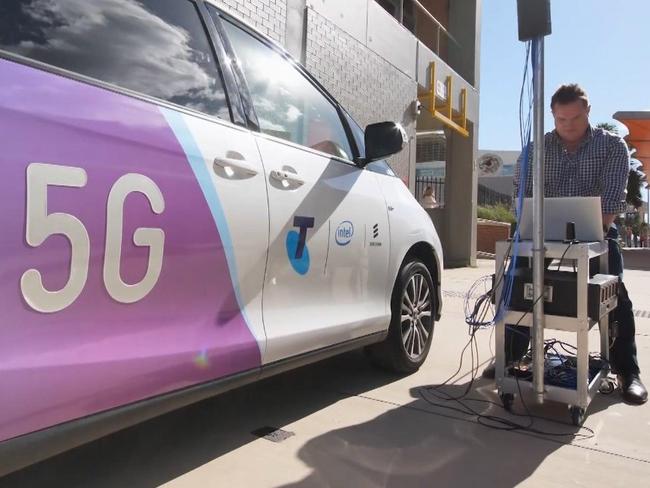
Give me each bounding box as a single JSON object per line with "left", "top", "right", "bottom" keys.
{"left": 398, "top": 241, "right": 442, "bottom": 320}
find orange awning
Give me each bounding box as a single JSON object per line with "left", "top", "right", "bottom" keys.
{"left": 613, "top": 111, "right": 650, "bottom": 171}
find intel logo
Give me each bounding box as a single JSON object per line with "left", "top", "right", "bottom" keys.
{"left": 335, "top": 221, "right": 354, "bottom": 246}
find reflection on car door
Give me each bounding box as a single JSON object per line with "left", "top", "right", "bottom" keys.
{"left": 257, "top": 138, "right": 391, "bottom": 362}
{"left": 216, "top": 15, "right": 391, "bottom": 363}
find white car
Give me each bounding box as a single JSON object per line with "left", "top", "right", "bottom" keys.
{"left": 0, "top": 0, "right": 443, "bottom": 475}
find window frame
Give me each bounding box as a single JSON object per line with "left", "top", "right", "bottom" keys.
{"left": 206, "top": 4, "right": 362, "bottom": 166}
{"left": 0, "top": 0, "right": 244, "bottom": 127}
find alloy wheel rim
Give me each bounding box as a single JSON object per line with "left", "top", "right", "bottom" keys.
{"left": 400, "top": 273, "right": 432, "bottom": 360}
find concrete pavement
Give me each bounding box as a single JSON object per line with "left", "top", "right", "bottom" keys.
{"left": 2, "top": 260, "right": 649, "bottom": 487}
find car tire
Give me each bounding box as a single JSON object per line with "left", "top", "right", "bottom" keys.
{"left": 367, "top": 258, "right": 436, "bottom": 374}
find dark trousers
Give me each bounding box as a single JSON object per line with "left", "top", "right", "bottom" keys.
{"left": 505, "top": 227, "right": 640, "bottom": 376}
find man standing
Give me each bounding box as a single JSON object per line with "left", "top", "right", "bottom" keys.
{"left": 486, "top": 84, "right": 646, "bottom": 404}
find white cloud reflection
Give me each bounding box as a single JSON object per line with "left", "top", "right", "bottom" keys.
{"left": 6, "top": 0, "right": 228, "bottom": 117}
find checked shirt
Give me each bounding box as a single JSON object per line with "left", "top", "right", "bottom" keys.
{"left": 513, "top": 126, "right": 629, "bottom": 214}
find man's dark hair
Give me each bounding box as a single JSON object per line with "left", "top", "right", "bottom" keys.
{"left": 550, "top": 84, "right": 589, "bottom": 109}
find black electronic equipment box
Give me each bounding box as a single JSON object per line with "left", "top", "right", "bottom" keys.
{"left": 496, "top": 269, "right": 618, "bottom": 321}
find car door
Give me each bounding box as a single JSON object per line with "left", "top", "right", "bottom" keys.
{"left": 214, "top": 14, "right": 391, "bottom": 363}
{"left": 0, "top": 0, "right": 268, "bottom": 443}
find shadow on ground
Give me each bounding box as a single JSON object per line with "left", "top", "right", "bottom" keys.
{"left": 0, "top": 350, "right": 625, "bottom": 488}
{"left": 278, "top": 373, "right": 621, "bottom": 488}
{"left": 0, "top": 351, "right": 403, "bottom": 487}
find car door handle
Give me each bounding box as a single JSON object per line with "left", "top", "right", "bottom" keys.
{"left": 270, "top": 169, "right": 304, "bottom": 187}
{"left": 213, "top": 157, "right": 258, "bottom": 176}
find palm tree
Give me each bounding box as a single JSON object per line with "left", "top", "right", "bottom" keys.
{"left": 596, "top": 121, "right": 618, "bottom": 135}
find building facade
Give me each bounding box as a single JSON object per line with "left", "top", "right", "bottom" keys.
{"left": 213, "top": 0, "right": 482, "bottom": 266}
{"left": 477, "top": 149, "right": 519, "bottom": 197}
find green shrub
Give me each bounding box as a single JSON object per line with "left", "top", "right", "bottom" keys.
{"left": 477, "top": 204, "right": 516, "bottom": 224}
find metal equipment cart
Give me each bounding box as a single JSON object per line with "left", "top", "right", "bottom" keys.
{"left": 493, "top": 240, "right": 616, "bottom": 425}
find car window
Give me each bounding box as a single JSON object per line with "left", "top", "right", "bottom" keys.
{"left": 0, "top": 0, "right": 230, "bottom": 119}
{"left": 343, "top": 110, "right": 366, "bottom": 158}
{"left": 217, "top": 16, "right": 353, "bottom": 161}
{"left": 342, "top": 111, "right": 396, "bottom": 177}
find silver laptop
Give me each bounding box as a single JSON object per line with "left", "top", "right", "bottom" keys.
{"left": 518, "top": 197, "right": 604, "bottom": 242}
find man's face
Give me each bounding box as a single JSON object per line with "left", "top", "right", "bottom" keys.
{"left": 552, "top": 100, "right": 590, "bottom": 144}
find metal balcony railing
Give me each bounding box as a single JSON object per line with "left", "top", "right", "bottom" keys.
{"left": 478, "top": 184, "right": 513, "bottom": 207}
{"left": 375, "top": 0, "right": 458, "bottom": 61}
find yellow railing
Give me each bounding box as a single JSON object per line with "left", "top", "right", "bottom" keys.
{"left": 418, "top": 61, "right": 469, "bottom": 137}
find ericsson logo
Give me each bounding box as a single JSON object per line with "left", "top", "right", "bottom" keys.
{"left": 286, "top": 216, "right": 315, "bottom": 275}
{"left": 335, "top": 221, "right": 354, "bottom": 246}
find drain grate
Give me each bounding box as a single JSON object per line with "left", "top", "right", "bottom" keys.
{"left": 251, "top": 426, "right": 295, "bottom": 443}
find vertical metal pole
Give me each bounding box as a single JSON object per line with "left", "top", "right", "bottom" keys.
{"left": 532, "top": 37, "right": 546, "bottom": 403}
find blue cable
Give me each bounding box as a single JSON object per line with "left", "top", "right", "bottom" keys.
{"left": 495, "top": 41, "right": 534, "bottom": 323}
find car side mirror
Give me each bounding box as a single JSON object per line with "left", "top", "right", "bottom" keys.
{"left": 358, "top": 122, "right": 407, "bottom": 167}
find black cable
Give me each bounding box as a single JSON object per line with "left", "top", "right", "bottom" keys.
{"left": 424, "top": 293, "right": 595, "bottom": 438}
{"left": 514, "top": 339, "right": 612, "bottom": 391}
{"left": 464, "top": 240, "right": 514, "bottom": 329}
{"left": 556, "top": 240, "right": 575, "bottom": 271}
{"left": 519, "top": 42, "right": 533, "bottom": 148}
{"left": 426, "top": 327, "right": 480, "bottom": 400}
{"left": 419, "top": 389, "right": 595, "bottom": 436}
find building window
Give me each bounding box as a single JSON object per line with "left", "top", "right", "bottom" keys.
{"left": 415, "top": 131, "right": 446, "bottom": 205}
{"left": 416, "top": 133, "right": 446, "bottom": 163}
{"left": 376, "top": 0, "right": 401, "bottom": 18}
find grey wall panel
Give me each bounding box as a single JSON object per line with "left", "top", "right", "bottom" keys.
{"left": 305, "top": 7, "right": 417, "bottom": 181}
{"left": 306, "top": 0, "right": 368, "bottom": 45}
{"left": 366, "top": 1, "right": 417, "bottom": 79}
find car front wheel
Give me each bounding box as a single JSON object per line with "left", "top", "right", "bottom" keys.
{"left": 367, "top": 258, "right": 436, "bottom": 373}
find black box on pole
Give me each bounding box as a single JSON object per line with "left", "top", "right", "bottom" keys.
{"left": 517, "top": 0, "right": 552, "bottom": 41}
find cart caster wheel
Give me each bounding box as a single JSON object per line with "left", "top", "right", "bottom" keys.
{"left": 570, "top": 406, "right": 585, "bottom": 426}
{"left": 500, "top": 393, "right": 514, "bottom": 411}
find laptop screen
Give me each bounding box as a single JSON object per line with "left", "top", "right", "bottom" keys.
{"left": 518, "top": 197, "right": 604, "bottom": 242}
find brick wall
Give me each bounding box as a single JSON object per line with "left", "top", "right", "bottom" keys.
{"left": 212, "top": 0, "right": 287, "bottom": 44}
{"left": 476, "top": 219, "right": 510, "bottom": 254}
{"left": 304, "top": 8, "right": 417, "bottom": 180}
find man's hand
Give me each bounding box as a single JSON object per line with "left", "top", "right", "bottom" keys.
{"left": 603, "top": 213, "right": 616, "bottom": 230}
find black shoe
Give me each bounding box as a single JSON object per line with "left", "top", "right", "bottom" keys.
{"left": 618, "top": 374, "right": 648, "bottom": 404}
{"left": 482, "top": 363, "right": 496, "bottom": 379}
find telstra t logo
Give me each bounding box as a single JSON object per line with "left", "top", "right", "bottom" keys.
{"left": 285, "top": 216, "right": 315, "bottom": 275}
